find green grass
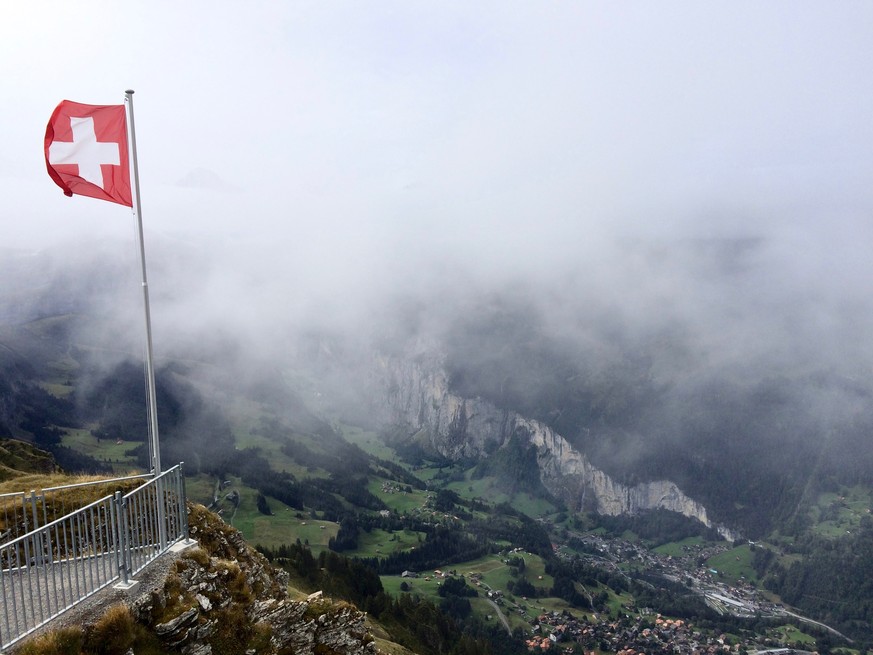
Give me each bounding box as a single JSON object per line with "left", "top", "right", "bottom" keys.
{"left": 769, "top": 623, "right": 816, "bottom": 645}
{"left": 380, "top": 574, "right": 442, "bottom": 603}
{"left": 382, "top": 551, "right": 593, "bottom": 635}
{"left": 187, "top": 474, "right": 338, "bottom": 552}
{"left": 60, "top": 428, "right": 142, "bottom": 471}
{"left": 705, "top": 544, "right": 757, "bottom": 583}
{"left": 446, "top": 473, "right": 509, "bottom": 504}
{"left": 469, "top": 597, "right": 515, "bottom": 632}
{"left": 507, "top": 493, "right": 556, "bottom": 518}
{"left": 231, "top": 430, "right": 314, "bottom": 479}
{"left": 382, "top": 552, "right": 554, "bottom": 599}
{"left": 605, "top": 589, "right": 635, "bottom": 617}
{"left": 444, "top": 473, "right": 556, "bottom": 518}
{"left": 37, "top": 337, "right": 80, "bottom": 395}
{"left": 366, "top": 477, "right": 429, "bottom": 514}
{"left": 499, "top": 599, "right": 536, "bottom": 632}
{"left": 351, "top": 528, "right": 425, "bottom": 558}
{"left": 336, "top": 423, "right": 399, "bottom": 462}
{"left": 248, "top": 514, "right": 338, "bottom": 552}
{"left": 225, "top": 400, "right": 325, "bottom": 479}
{"left": 810, "top": 487, "right": 873, "bottom": 538}
{"left": 186, "top": 474, "right": 219, "bottom": 507}
{"left": 535, "top": 596, "right": 591, "bottom": 620}
{"left": 40, "top": 381, "right": 75, "bottom": 398}
{"left": 653, "top": 536, "right": 707, "bottom": 557}
{"left": 381, "top": 572, "right": 539, "bottom": 633}
{"left": 490, "top": 553, "right": 553, "bottom": 593}
{"left": 412, "top": 466, "right": 447, "bottom": 483}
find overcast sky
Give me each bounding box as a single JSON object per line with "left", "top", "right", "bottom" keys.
{"left": 3, "top": 2, "right": 873, "bottom": 370}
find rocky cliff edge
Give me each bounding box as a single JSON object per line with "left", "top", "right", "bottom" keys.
{"left": 14, "top": 504, "right": 379, "bottom": 655}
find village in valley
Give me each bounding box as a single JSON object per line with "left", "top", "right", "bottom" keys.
{"left": 398, "top": 535, "right": 823, "bottom": 655}
{"left": 369, "top": 484, "right": 832, "bottom": 655}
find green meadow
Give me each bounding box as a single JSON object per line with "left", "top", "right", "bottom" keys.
{"left": 336, "top": 423, "right": 400, "bottom": 462}
{"left": 653, "top": 536, "right": 707, "bottom": 558}
{"left": 444, "top": 470, "right": 556, "bottom": 518}
{"left": 769, "top": 624, "right": 815, "bottom": 645}
{"left": 367, "top": 477, "right": 429, "bottom": 514}
{"left": 705, "top": 544, "right": 757, "bottom": 583}
{"left": 381, "top": 551, "right": 554, "bottom": 602}
{"left": 186, "top": 474, "right": 338, "bottom": 552}
{"left": 809, "top": 486, "right": 873, "bottom": 538}
{"left": 381, "top": 550, "right": 594, "bottom": 633}
{"left": 40, "top": 381, "right": 75, "bottom": 398}
{"left": 61, "top": 428, "right": 142, "bottom": 471}
{"left": 352, "top": 527, "right": 426, "bottom": 558}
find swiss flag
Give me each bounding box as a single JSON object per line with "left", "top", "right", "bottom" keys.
{"left": 45, "top": 100, "right": 132, "bottom": 207}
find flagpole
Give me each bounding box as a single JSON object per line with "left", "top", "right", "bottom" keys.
{"left": 125, "top": 89, "right": 161, "bottom": 476}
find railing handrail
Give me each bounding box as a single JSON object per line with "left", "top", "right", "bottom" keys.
{"left": 41, "top": 472, "right": 152, "bottom": 494}
{"left": 122, "top": 466, "right": 178, "bottom": 500}
{"left": 0, "top": 473, "right": 151, "bottom": 499}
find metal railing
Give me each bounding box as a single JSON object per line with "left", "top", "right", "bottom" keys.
{"left": 0, "top": 464, "right": 189, "bottom": 650}
{"left": 0, "top": 473, "right": 153, "bottom": 545}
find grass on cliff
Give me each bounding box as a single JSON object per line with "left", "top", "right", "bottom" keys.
{"left": 0, "top": 439, "right": 57, "bottom": 482}
{"left": 0, "top": 471, "right": 145, "bottom": 496}
{"left": 15, "top": 604, "right": 166, "bottom": 655}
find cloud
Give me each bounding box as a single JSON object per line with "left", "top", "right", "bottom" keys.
{"left": 2, "top": 1, "right": 873, "bottom": 391}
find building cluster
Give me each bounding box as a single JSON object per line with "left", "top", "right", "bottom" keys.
{"left": 380, "top": 481, "right": 408, "bottom": 494}
{"left": 563, "top": 532, "right": 783, "bottom": 620}
{"left": 525, "top": 611, "right": 768, "bottom": 654}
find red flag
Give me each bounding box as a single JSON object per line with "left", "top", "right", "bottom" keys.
{"left": 45, "top": 100, "right": 132, "bottom": 207}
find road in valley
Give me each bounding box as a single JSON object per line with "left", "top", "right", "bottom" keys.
{"left": 486, "top": 598, "right": 511, "bottom": 634}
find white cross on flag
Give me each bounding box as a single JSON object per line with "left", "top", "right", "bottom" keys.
{"left": 44, "top": 100, "right": 132, "bottom": 207}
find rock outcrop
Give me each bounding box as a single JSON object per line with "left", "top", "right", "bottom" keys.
{"left": 131, "top": 504, "right": 377, "bottom": 655}
{"left": 9, "top": 503, "right": 381, "bottom": 655}
{"left": 374, "top": 352, "right": 738, "bottom": 540}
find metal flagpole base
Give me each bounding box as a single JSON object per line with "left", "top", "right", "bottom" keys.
{"left": 113, "top": 579, "right": 140, "bottom": 591}
{"left": 169, "top": 539, "right": 197, "bottom": 553}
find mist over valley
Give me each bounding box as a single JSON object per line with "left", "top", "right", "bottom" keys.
{"left": 4, "top": 217, "right": 873, "bottom": 540}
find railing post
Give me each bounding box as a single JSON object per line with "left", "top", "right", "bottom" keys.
{"left": 179, "top": 462, "right": 190, "bottom": 543}
{"left": 34, "top": 527, "right": 44, "bottom": 569}
{"left": 156, "top": 473, "right": 167, "bottom": 551}
{"left": 0, "top": 551, "right": 9, "bottom": 649}
{"left": 28, "top": 491, "right": 38, "bottom": 534}
{"left": 113, "top": 491, "right": 133, "bottom": 589}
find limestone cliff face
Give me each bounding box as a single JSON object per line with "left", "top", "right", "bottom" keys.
{"left": 375, "top": 353, "right": 737, "bottom": 540}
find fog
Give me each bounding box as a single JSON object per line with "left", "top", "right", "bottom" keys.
{"left": 3, "top": 3, "right": 873, "bottom": 434}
